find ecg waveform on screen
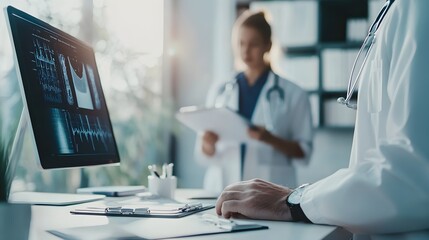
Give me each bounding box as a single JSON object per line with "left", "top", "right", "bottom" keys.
{"left": 69, "top": 113, "right": 113, "bottom": 153}
{"left": 33, "top": 38, "right": 62, "bottom": 104}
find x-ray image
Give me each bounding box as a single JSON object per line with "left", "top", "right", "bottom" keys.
{"left": 58, "top": 53, "right": 74, "bottom": 106}
{"left": 69, "top": 57, "right": 94, "bottom": 110}
{"left": 86, "top": 64, "right": 101, "bottom": 110}
{"left": 49, "top": 108, "right": 75, "bottom": 154}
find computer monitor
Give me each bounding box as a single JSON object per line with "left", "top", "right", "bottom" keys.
{"left": 5, "top": 6, "right": 120, "bottom": 169}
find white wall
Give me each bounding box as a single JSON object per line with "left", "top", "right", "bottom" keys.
{"left": 168, "top": 0, "right": 235, "bottom": 187}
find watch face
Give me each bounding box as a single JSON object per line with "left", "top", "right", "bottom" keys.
{"left": 288, "top": 184, "right": 310, "bottom": 205}
{"left": 288, "top": 189, "right": 302, "bottom": 205}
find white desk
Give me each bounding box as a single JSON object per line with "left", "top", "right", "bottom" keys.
{"left": 27, "top": 189, "right": 351, "bottom": 240}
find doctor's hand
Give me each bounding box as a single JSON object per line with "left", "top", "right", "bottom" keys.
{"left": 216, "top": 178, "right": 293, "bottom": 221}
{"left": 201, "top": 131, "right": 219, "bottom": 156}
{"left": 248, "top": 126, "right": 305, "bottom": 158}
{"left": 248, "top": 125, "right": 272, "bottom": 143}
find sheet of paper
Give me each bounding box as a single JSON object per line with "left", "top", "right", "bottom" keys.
{"left": 176, "top": 107, "right": 252, "bottom": 143}
{"left": 49, "top": 215, "right": 267, "bottom": 240}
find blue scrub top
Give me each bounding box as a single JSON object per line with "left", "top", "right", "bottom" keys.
{"left": 236, "top": 69, "right": 270, "bottom": 179}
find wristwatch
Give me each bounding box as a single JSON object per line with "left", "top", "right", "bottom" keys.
{"left": 286, "top": 183, "right": 312, "bottom": 223}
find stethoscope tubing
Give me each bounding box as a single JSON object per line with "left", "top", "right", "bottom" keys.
{"left": 216, "top": 71, "right": 285, "bottom": 130}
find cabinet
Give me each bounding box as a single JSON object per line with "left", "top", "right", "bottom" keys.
{"left": 238, "top": 0, "right": 384, "bottom": 129}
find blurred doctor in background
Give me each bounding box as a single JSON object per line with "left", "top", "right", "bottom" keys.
{"left": 216, "top": 1, "right": 429, "bottom": 239}
{"left": 194, "top": 11, "right": 313, "bottom": 193}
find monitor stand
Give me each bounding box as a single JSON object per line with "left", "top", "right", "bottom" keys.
{"left": 6, "top": 109, "right": 105, "bottom": 205}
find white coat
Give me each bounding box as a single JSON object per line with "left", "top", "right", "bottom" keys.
{"left": 195, "top": 71, "right": 314, "bottom": 193}
{"left": 301, "top": 1, "right": 429, "bottom": 239}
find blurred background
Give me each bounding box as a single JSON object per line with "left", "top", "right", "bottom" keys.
{"left": 0, "top": 0, "right": 384, "bottom": 192}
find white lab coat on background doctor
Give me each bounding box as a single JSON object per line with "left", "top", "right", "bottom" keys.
{"left": 195, "top": 71, "right": 313, "bottom": 193}
{"left": 300, "top": 1, "right": 429, "bottom": 239}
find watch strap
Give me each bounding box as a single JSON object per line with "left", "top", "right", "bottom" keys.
{"left": 287, "top": 184, "right": 312, "bottom": 223}
{"left": 288, "top": 200, "right": 312, "bottom": 223}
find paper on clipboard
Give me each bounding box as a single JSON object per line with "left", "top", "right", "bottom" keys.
{"left": 176, "top": 106, "right": 251, "bottom": 143}
{"left": 48, "top": 214, "right": 268, "bottom": 240}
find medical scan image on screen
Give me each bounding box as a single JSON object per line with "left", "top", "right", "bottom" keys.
{"left": 32, "top": 30, "right": 114, "bottom": 155}
{"left": 9, "top": 10, "right": 119, "bottom": 168}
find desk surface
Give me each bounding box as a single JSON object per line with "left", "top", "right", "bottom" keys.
{"left": 28, "top": 189, "right": 350, "bottom": 240}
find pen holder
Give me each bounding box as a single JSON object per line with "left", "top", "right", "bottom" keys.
{"left": 148, "top": 176, "right": 177, "bottom": 199}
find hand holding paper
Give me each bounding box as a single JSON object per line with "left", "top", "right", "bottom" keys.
{"left": 202, "top": 131, "right": 219, "bottom": 156}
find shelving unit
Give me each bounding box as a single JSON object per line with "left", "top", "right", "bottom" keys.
{"left": 237, "top": 0, "right": 382, "bottom": 129}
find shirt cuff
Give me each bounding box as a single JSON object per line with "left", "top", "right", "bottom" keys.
{"left": 300, "top": 183, "right": 327, "bottom": 224}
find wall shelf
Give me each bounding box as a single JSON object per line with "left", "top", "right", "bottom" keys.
{"left": 284, "top": 46, "right": 318, "bottom": 57}
{"left": 244, "top": 0, "right": 373, "bottom": 129}
{"left": 319, "top": 42, "right": 362, "bottom": 49}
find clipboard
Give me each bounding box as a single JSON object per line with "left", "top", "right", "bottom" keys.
{"left": 176, "top": 106, "right": 252, "bottom": 143}
{"left": 70, "top": 202, "right": 214, "bottom": 218}
{"left": 48, "top": 214, "right": 268, "bottom": 239}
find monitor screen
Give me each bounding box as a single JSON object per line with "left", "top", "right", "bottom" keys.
{"left": 6, "top": 6, "right": 120, "bottom": 169}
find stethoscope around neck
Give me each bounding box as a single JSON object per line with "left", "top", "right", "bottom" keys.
{"left": 214, "top": 71, "right": 285, "bottom": 131}
{"left": 337, "top": 0, "right": 395, "bottom": 110}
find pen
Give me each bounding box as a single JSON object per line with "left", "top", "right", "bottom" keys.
{"left": 167, "top": 163, "right": 174, "bottom": 178}
{"left": 162, "top": 163, "right": 167, "bottom": 178}
{"left": 148, "top": 165, "right": 155, "bottom": 177}
{"left": 148, "top": 164, "right": 161, "bottom": 178}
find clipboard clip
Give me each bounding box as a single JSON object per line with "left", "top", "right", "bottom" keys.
{"left": 105, "top": 207, "right": 149, "bottom": 215}
{"left": 104, "top": 203, "right": 203, "bottom": 215}
{"left": 181, "top": 203, "right": 203, "bottom": 212}
{"left": 74, "top": 202, "right": 209, "bottom": 217}
{"left": 202, "top": 214, "right": 237, "bottom": 230}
